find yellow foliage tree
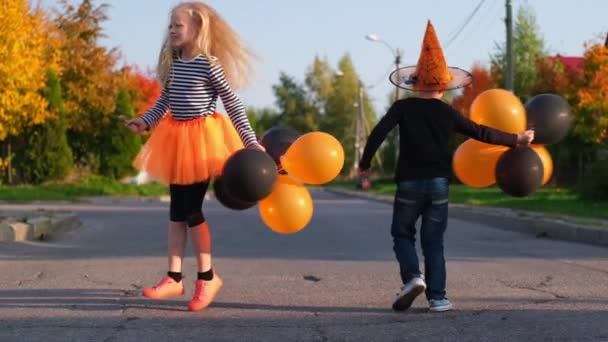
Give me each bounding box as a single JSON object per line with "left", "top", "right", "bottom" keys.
{"left": 0, "top": 1, "right": 53, "bottom": 141}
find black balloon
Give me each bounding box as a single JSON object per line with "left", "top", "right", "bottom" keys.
{"left": 260, "top": 127, "right": 301, "bottom": 165}
{"left": 222, "top": 149, "right": 278, "bottom": 203}
{"left": 213, "top": 177, "right": 256, "bottom": 210}
{"left": 496, "top": 147, "right": 544, "bottom": 197}
{"left": 525, "top": 93, "right": 572, "bottom": 145}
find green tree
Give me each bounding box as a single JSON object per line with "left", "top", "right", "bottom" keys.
{"left": 272, "top": 72, "right": 319, "bottom": 133}
{"left": 491, "top": 4, "right": 546, "bottom": 102}
{"left": 270, "top": 55, "right": 380, "bottom": 176}
{"left": 305, "top": 56, "right": 335, "bottom": 114}
{"left": 99, "top": 89, "right": 141, "bottom": 179}
{"left": 15, "top": 70, "right": 73, "bottom": 184}
{"left": 246, "top": 107, "right": 280, "bottom": 136}
{"left": 304, "top": 55, "right": 385, "bottom": 174}
{"left": 321, "top": 55, "right": 378, "bottom": 175}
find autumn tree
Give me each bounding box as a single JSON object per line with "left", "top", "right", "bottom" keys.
{"left": 54, "top": 0, "right": 121, "bottom": 164}
{"left": 124, "top": 66, "right": 161, "bottom": 115}
{"left": 576, "top": 41, "right": 608, "bottom": 145}
{"left": 452, "top": 63, "right": 497, "bottom": 117}
{"left": 529, "top": 58, "right": 574, "bottom": 96}
{"left": 0, "top": 1, "right": 59, "bottom": 182}
{"left": 571, "top": 39, "right": 608, "bottom": 198}
{"left": 0, "top": 1, "right": 52, "bottom": 140}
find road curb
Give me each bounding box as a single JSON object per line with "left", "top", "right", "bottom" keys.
{"left": 324, "top": 187, "right": 608, "bottom": 247}
{"left": 0, "top": 212, "right": 81, "bottom": 242}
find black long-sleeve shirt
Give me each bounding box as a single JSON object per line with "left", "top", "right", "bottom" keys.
{"left": 359, "top": 97, "right": 518, "bottom": 181}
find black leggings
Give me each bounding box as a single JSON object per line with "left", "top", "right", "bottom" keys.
{"left": 169, "top": 181, "right": 210, "bottom": 227}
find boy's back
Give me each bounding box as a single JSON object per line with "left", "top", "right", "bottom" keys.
{"left": 359, "top": 97, "right": 517, "bottom": 182}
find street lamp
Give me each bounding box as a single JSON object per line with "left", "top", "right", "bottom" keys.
{"left": 365, "top": 34, "right": 402, "bottom": 102}
{"left": 365, "top": 33, "right": 403, "bottom": 165}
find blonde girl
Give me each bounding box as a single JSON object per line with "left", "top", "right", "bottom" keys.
{"left": 126, "top": 1, "right": 263, "bottom": 312}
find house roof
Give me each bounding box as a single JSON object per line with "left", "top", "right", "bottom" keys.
{"left": 548, "top": 55, "right": 584, "bottom": 73}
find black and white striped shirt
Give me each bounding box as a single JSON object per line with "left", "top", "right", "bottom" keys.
{"left": 141, "top": 54, "right": 257, "bottom": 147}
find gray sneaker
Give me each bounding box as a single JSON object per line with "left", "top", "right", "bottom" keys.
{"left": 429, "top": 298, "right": 452, "bottom": 312}
{"left": 392, "top": 277, "right": 426, "bottom": 311}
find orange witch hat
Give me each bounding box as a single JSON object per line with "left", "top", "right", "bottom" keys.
{"left": 389, "top": 20, "right": 472, "bottom": 92}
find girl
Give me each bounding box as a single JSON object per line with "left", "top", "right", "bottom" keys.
{"left": 126, "top": 1, "right": 263, "bottom": 312}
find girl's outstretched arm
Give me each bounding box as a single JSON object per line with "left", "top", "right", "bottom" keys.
{"left": 209, "top": 63, "right": 258, "bottom": 147}
{"left": 140, "top": 88, "right": 170, "bottom": 129}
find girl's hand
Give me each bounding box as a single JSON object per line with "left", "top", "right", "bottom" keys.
{"left": 122, "top": 117, "right": 148, "bottom": 134}
{"left": 249, "top": 142, "right": 266, "bottom": 152}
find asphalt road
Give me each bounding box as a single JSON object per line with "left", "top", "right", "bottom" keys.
{"left": 1, "top": 189, "right": 607, "bottom": 341}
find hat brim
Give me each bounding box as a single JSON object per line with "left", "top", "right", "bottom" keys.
{"left": 389, "top": 66, "right": 473, "bottom": 92}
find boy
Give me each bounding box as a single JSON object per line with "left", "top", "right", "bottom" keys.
{"left": 358, "top": 21, "right": 534, "bottom": 312}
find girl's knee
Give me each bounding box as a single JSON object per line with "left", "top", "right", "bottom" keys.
{"left": 186, "top": 212, "right": 205, "bottom": 227}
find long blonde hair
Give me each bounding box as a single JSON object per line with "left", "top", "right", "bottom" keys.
{"left": 157, "top": 2, "right": 254, "bottom": 89}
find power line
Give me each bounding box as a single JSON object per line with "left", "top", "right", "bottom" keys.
{"left": 466, "top": 0, "right": 501, "bottom": 42}
{"left": 367, "top": 62, "right": 396, "bottom": 89}
{"left": 445, "top": 0, "right": 487, "bottom": 48}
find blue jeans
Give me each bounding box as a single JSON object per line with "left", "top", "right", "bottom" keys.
{"left": 391, "top": 177, "right": 449, "bottom": 300}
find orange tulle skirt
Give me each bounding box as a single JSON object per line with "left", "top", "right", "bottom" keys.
{"left": 133, "top": 113, "right": 244, "bottom": 185}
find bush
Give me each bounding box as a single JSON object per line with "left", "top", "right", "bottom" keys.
{"left": 578, "top": 158, "right": 608, "bottom": 200}
{"left": 99, "top": 88, "right": 142, "bottom": 179}
{"left": 15, "top": 119, "right": 73, "bottom": 184}
{"left": 14, "top": 70, "right": 73, "bottom": 184}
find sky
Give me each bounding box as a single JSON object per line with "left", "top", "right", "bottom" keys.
{"left": 40, "top": 0, "right": 608, "bottom": 115}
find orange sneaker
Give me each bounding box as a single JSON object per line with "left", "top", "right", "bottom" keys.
{"left": 142, "top": 276, "right": 185, "bottom": 300}
{"left": 187, "top": 275, "right": 223, "bottom": 312}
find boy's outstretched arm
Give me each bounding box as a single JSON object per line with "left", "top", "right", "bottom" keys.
{"left": 358, "top": 103, "right": 401, "bottom": 171}
{"left": 450, "top": 108, "right": 534, "bottom": 147}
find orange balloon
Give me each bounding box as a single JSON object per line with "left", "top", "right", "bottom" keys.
{"left": 280, "top": 131, "right": 344, "bottom": 185}
{"left": 531, "top": 145, "right": 553, "bottom": 185}
{"left": 453, "top": 139, "right": 509, "bottom": 188}
{"left": 470, "top": 89, "right": 526, "bottom": 134}
{"left": 258, "top": 175, "right": 313, "bottom": 234}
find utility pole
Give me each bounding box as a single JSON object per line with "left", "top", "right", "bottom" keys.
{"left": 505, "top": 0, "right": 514, "bottom": 91}
{"left": 354, "top": 82, "right": 383, "bottom": 184}
{"left": 393, "top": 49, "right": 402, "bottom": 163}
{"left": 394, "top": 49, "right": 401, "bottom": 102}
{"left": 353, "top": 82, "right": 364, "bottom": 175}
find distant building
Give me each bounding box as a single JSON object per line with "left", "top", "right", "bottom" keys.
{"left": 547, "top": 55, "right": 584, "bottom": 74}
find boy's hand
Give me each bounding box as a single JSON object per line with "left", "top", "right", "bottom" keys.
{"left": 517, "top": 130, "right": 535, "bottom": 146}
{"left": 358, "top": 167, "right": 370, "bottom": 179}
